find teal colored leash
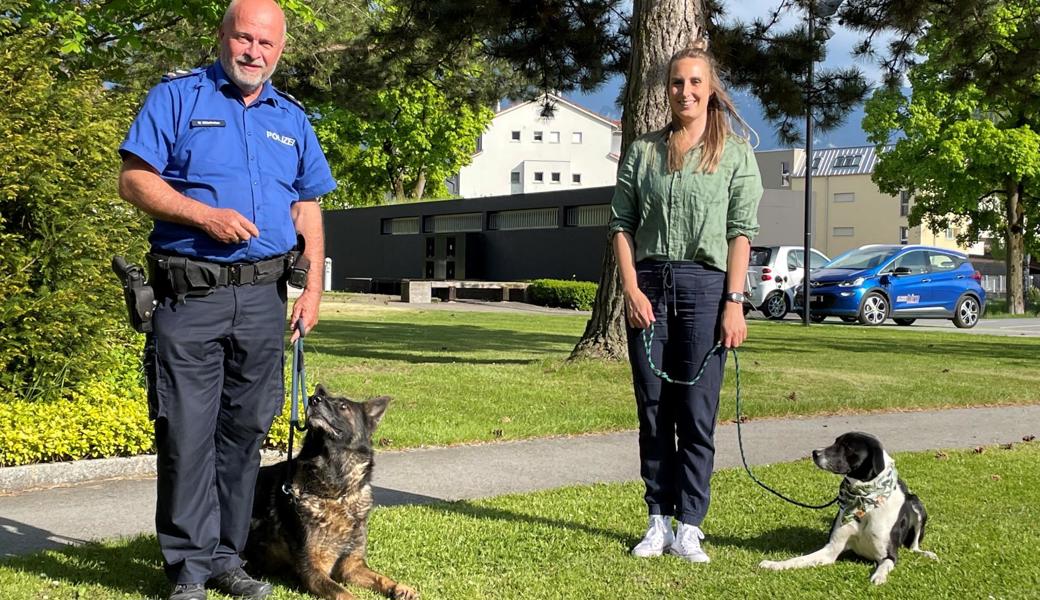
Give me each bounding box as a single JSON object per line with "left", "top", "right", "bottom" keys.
{"left": 282, "top": 318, "right": 309, "bottom": 498}
{"left": 641, "top": 322, "right": 837, "bottom": 510}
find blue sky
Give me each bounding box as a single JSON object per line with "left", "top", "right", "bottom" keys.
{"left": 568, "top": 0, "right": 893, "bottom": 150}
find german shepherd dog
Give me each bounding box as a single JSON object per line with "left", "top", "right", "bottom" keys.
{"left": 246, "top": 385, "right": 419, "bottom": 600}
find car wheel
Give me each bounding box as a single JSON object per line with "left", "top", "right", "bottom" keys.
{"left": 761, "top": 291, "right": 789, "bottom": 320}
{"left": 858, "top": 292, "right": 889, "bottom": 326}
{"left": 809, "top": 314, "right": 826, "bottom": 323}
{"left": 840, "top": 316, "right": 858, "bottom": 323}
{"left": 953, "top": 295, "right": 981, "bottom": 329}
{"left": 893, "top": 318, "right": 916, "bottom": 326}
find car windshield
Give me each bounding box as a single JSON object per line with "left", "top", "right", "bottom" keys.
{"left": 749, "top": 247, "right": 772, "bottom": 267}
{"left": 826, "top": 247, "right": 898, "bottom": 270}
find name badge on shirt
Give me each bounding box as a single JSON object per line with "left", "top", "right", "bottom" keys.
{"left": 190, "top": 119, "right": 226, "bottom": 128}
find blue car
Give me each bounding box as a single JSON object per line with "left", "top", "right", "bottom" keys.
{"left": 802, "top": 245, "right": 986, "bottom": 328}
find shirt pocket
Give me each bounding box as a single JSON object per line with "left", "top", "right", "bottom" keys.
{"left": 178, "top": 127, "right": 241, "bottom": 180}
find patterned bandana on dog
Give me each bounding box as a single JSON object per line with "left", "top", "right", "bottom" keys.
{"left": 838, "top": 464, "right": 899, "bottom": 523}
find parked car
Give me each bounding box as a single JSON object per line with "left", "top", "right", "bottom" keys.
{"left": 744, "top": 245, "right": 830, "bottom": 319}
{"left": 799, "top": 244, "right": 986, "bottom": 328}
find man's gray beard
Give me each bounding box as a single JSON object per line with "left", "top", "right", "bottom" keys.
{"left": 220, "top": 55, "right": 275, "bottom": 95}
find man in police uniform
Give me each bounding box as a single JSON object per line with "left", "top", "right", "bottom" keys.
{"left": 117, "top": 1, "right": 335, "bottom": 598}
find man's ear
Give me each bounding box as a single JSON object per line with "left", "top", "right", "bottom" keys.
{"left": 364, "top": 396, "right": 391, "bottom": 430}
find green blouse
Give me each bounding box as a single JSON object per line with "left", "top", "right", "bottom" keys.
{"left": 608, "top": 128, "right": 763, "bottom": 271}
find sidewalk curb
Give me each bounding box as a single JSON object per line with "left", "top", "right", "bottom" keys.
{"left": 0, "top": 451, "right": 285, "bottom": 495}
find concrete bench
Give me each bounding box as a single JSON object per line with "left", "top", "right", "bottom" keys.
{"left": 401, "top": 280, "right": 529, "bottom": 303}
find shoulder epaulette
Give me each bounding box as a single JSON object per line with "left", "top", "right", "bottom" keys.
{"left": 274, "top": 88, "right": 305, "bottom": 110}
{"left": 161, "top": 68, "right": 203, "bottom": 83}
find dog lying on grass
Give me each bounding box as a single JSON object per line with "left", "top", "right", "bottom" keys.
{"left": 759, "top": 432, "right": 937, "bottom": 585}
{"left": 246, "top": 385, "right": 418, "bottom": 600}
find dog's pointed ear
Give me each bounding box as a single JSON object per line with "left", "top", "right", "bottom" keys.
{"left": 312, "top": 383, "right": 328, "bottom": 399}
{"left": 872, "top": 444, "right": 886, "bottom": 478}
{"left": 364, "top": 396, "right": 391, "bottom": 429}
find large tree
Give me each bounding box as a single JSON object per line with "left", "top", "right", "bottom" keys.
{"left": 863, "top": 0, "right": 1040, "bottom": 314}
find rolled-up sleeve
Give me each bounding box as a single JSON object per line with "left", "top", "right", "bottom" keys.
{"left": 608, "top": 143, "right": 641, "bottom": 236}
{"left": 726, "top": 141, "right": 762, "bottom": 241}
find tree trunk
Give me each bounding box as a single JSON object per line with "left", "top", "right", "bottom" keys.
{"left": 393, "top": 176, "right": 406, "bottom": 201}
{"left": 412, "top": 168, "right": 427, "bottom": 200}
{"left": 569, "top": 0, "right": 705, "bottom": 361}
{"left": 1005, "top": 178, "right": 1026, "bottom": 314}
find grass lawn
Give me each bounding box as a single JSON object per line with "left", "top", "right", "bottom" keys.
{"left": 2, "top": 443, "right": 1036, "bottom": 599}
{"left": 287, "top": 297, "right": 1040, "bottom": 449}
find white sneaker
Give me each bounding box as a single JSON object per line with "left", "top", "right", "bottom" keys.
{"left": 631, "top": 515, "right": 674, "bottom": 558}
{"left": 669, "top": 523, "right": 710, "bottom": 563}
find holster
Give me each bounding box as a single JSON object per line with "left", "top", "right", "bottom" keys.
{"left": 112, "top": 256, "right": 156, "bottom": 333}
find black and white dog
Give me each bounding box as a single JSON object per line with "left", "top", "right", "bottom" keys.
{"left": 759, "top": 432, "right": 937, "bottom": 584}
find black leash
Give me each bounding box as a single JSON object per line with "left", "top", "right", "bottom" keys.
{"left": 642, "top": 322, "right": 837, "bottom": 510}
{"left": 281, "top": 318, "right": 309, "bottom": 497}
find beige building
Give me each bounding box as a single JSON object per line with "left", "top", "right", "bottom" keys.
{"left": 754, "top": 146, "right": 980, "bottom": 257}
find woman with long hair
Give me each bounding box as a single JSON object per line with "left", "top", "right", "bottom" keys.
{"left": 608, "top": 41, "right": 762, "bottom": 563}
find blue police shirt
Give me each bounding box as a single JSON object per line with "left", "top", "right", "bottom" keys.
{"left": 119, "top": 62, "right": 337, "bottom": 263}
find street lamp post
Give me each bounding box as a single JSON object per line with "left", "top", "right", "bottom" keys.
{"left": 802, "top": 0, "right": 844, "bottom": 326}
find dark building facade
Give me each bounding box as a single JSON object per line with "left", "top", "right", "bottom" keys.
{"left": 323, "top": 187, "right": 613, "bottom": 291}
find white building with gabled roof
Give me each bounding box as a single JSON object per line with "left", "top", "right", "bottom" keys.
{"left": 453, "top": 93, "right": 622, "bottom": 198}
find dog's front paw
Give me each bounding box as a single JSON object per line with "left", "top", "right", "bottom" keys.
{"left": 920, "top": 550, "right": 938, "bottom": 561}
{"left": 759, "top": 559, "right": 785, "bottom": 570}
{"left": 392, "top": 583, "right": 419, "bottom": 600}
{"left": 869, "top": 571, "right": 888, "bottom": 585}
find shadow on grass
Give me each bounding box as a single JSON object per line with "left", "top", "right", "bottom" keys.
{"left": 1, "top": 534, "right": 168, "bottom": 599}
{"left": 710, "top": 525, "right": 829, "bottom": 555}
{"left": 309, "top": 320, "right": 579, "bottom": 365}
{"left": 747, "top": 323, "right": 1039, "bottom": 363}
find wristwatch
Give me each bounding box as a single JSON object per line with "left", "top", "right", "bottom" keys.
{"left": 724, "top": 292, "right": 746, "bottom": 304}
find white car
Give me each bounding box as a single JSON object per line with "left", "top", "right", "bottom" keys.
{"left": 745, "top": 245, "right": 830, "bottom": 319}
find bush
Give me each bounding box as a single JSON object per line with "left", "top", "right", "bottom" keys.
{"left": 0, "top": 28, "right": 150, "bottom": 402}
{"left": 527, "top": 279, "right": 598, "bottom": 311}
{"left": 1028, "top": 286, "right": 1040, "bottom": 316}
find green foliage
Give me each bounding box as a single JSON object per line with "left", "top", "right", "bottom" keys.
{"left": 862, "top": 0, "right": 1040, "bottom": 313}
{"left": 0, "top": 28, "right": 152, "bottom": 402}
{"left": 313, "top": 79, "right": 494, "bottom": 207}
{"left": 527, "top": 279, "right": 598, "bottom": 311}
{"left": 1028, "top": 286, "right": 1040, "bottom": 316}
{"left": 0, "top": 345, "right": 153, "bottom": 466}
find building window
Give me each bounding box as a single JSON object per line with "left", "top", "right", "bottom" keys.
{"left": 899, "top": 226, "right": 909, "bottom": 245}
{"left": 572, "top": 173, "right": 582, "bottom": 184}
{"left": 780, "top": 161, "right": 791, "bottom": 187}
{"left": 549, "top": 131, "right": 560, "bottom": 143}
{"left": 423, "top": 213, "right": 482, "bottom": 233}
{"left": 565, "top": 205, "right": 610, "bottom": 227}
{"left": 488, "top": 208, "right": 559, "bottom": 231}
{"left": 381, "top": 216, "right": 419, "bottom": 235}
{"left": 551, "top": 172, "right": 561, "bottom": 183}
{"left": 833, "top": 154, "right": 862, "bottom": 168}
{"left": 811, "top": 157, "right": 821, "bottom": 170}
{"left": 834, "top": 192, "right": 855, "bottom": 203}
{"left": 510, "top": 172, "right": 521, "bottom": 184}
{"left": 946, "top": 227, "right": 954, "bottom": 239}
{"left": 833, "top": 227, "right": 855, "bottom": 237}
{"left": 533, "top": 131, "right": 543, "bottom": 142}
{"left": 900, "top": 190, "right": 910, "bottom": 216}
{"left": 475, "top": 135, "right": 483, "bottom": 153}
{"left": 572, "top": 131, "right": 583, "bottom": 144}
{"left": 534, "top": 171, "right": 544, "bottom": 183}
{"left": 511, "top": 130, "right": 520, "bottom": 142}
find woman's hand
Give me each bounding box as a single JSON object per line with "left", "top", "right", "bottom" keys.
{"left": 719, "top": 302, "right": 747, "bottom": 348}
{"left": 624, "top": 286, "right": 656, "bottom": 330}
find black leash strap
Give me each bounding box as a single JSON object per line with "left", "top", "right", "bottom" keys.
{"left": 641, "top": 323, "right": 837, "bottom": 510}
{"left": 282, "top": 318, "right": 309, "bottom": 497}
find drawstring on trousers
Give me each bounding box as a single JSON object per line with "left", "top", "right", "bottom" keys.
{"left": 661, "top": 262, "right": 678, "bottom": 316}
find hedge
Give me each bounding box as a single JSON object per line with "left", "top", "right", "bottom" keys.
{"left": 527, "top": 279, "right": 598, "bottom": 311}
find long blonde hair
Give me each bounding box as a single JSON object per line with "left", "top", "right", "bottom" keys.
{"left": 666, "top": 41, "right": 750, "bottom": 174}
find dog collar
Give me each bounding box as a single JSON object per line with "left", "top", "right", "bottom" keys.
{"left": 838, "top": 464, "right": 898, "bottom": 523}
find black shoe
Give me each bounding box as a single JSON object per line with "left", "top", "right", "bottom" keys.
{"left": 168, "top": 583, "right": 207, "bottom": 600}
{"left": 207, "top": 566, "right": 272, "bottom": 599}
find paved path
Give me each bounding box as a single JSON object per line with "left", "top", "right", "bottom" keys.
{"left": 2, "top": 404, "right": 1038, "bottom": 558}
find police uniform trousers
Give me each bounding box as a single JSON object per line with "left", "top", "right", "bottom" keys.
{"left": 145, "top": 280, "right": 286, "bottom": 585}
{"left": 625, "top": 260, "right": 726, "bottom": 526}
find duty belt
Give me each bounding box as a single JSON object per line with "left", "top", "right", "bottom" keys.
{"left": 148, "top": 253, "right": 291, "bottom": 302}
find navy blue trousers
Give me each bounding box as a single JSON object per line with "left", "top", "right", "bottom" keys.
{"left": 144, "top": 281, "right": 286, "bottom": 585}
{"left": 625, "top": 261, "right": 726, "bottom": 526}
